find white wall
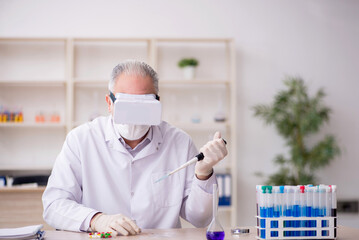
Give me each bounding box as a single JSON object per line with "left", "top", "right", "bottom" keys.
{"left": 1, "top": 0, "right": 359, "bottom": 228}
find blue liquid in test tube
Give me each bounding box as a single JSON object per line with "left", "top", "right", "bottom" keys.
{"left": 260, "top": 186, "right": 267, "bottom": 218}
{"left": 273, "top": 186, "right": 282, "bottom": 218}
{"left": 284, "top": 186, "right": 293, "bottom": 228}
{"left": 293, "top": 186, "right": 301, "bottom": 230}
{"left": 319, "top": 185, "right": 326, "bottom": 217}
{"left": 267, "top": 186, "right": 274, "bottom": 218}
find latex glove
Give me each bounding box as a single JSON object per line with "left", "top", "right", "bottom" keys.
{"left": 195, "top": 131, "right": 228, "bottom": 177}
{"left": 90, "top": 213, "right": 141, "bottom": 236}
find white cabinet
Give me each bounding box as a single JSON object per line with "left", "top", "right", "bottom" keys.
{"left": 0, "top": 38, "right": 237, "bottom": 227}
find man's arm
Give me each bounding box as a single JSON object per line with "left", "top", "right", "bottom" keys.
{"left": 42, "top": 132, "right": 98, "bottom": 231}
{"left": 180, "top": 170, "right": 217, "bottom": 227}
{"left": 179, "top": 132, "right": 228, "bottom": 227}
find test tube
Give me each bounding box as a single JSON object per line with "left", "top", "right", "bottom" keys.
{"left": 273, "top": 186, "right": 282, "bottom": 217}
{"left": 332, "top": 185, "right": 337, "bottom": 217}
{"left": 284, "top": 186, "right": 293, "bottom": 217}
{"left": 299, "top": 186, "right": 306, "bottom": 230}
{"left": 284, "top": 186, "right": 293, "bottom": 229}
{"left": 306, "top": 186, "right": 313, "bottom": 218}
{"left": 306, "top": 187, "right": 313, "bottom": 231}
{"left": 326, "top": 186, "right": 332, "bottom": 217}
{"left": 279, "top": 186, "right": 285, "bottom": 217}
{"left": 293, "top": 187, "right": 300, "bottom": 217}
{"left": 267, "top": 186, "right": 274, "bottom": 218}
{"left": 299, "top": 186, "right": 306, "bottom": 217}
{"left": 313, "top": 186, "right": 319, "bottom": 217}
{"left": 319, "top": 185, "right": 326, "bottom": 217}
{"left": 260, "top": 186, "right": 267, "bottom": 218}
{"left": 293, "top": 186, "right": 300, "bottom": 230}
{"left": 256, "top": 185, "right": 261, "bottom": 216}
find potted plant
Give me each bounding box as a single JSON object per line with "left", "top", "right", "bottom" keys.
{"left": 178, "top": 58, "right": 199, "bottom": 80}
{"left": 252, "top": 76, "right": 340, "bottom": 185}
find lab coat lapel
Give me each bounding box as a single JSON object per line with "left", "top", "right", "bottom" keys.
{"left": 104, "top": 116, "right": 128, "bottom": 153}
{"left": 133, "top": 125, "right": 163, "bottom": 161}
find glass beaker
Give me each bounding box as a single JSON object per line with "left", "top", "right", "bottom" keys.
{"left": 206, "top": 183, "right": 225, "bottom": 240}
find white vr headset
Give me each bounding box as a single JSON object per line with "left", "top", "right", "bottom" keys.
{"left": 110, "top": 92, "right": 162, "bottom": 125}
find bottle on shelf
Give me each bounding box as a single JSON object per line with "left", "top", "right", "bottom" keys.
{"left": 190, "top": 95, "right": 201, "bottom": 124}
{"left": 35, "top": 112, "right": 45, "bottom": 123}
{"left": 214, "top": 93, "right": 226, "bottom": 122}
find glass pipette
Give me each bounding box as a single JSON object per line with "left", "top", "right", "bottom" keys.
{"left": 155, "top": 139, "right": 227, "bottom": 183}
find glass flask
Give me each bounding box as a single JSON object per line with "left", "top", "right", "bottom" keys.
{"left": 206, "top": 184, "right": 225, "bottom": 240}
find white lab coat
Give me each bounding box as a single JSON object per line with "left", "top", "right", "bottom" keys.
{"left": 42, "top": 116, "right": 216, "bottom": 231}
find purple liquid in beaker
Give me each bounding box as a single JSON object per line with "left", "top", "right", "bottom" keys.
{"left": 206, "top": 231, "right": 225, "bottom": 240}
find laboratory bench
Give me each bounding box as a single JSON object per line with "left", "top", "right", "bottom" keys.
{"left": 1, "top": 187, "right": 358, "bottom": 239}
{"left": 42, "top": 226, "right": 358, "bottom": 239}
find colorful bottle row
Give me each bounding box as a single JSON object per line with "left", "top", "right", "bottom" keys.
{"left": 0, "top": 106, "right": 23, "bottom": 122}
{"left": 256, "top": 185, "right": 337, "bottom": 219}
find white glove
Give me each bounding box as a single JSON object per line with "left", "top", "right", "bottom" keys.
{"left": 90, "top": 213, "right": 141, "bottom": 236}
{"left": 195, "top": 131, "right": 228, "bottom": 177}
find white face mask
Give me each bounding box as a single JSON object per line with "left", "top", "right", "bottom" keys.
{"left": 114, "top": 123, "right": 150, "bottom": 141}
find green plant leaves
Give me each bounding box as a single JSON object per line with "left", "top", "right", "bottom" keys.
{"left": 177, "top": 58, "right": 199, "bottom": 68}
{"left": 252, "top": 76, "right": 340, "bottom": 185}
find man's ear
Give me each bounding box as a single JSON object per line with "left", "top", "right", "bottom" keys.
{"left": 105, "top": 94, "right": 112, "bottom": 113}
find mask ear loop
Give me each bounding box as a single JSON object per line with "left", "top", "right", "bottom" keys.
{"left": 109, "top": 92, "right": 116, "bottom": 103}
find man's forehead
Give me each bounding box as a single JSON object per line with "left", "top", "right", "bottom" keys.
{"left": 114, "top": 73, "right": 155, "bottom": 94}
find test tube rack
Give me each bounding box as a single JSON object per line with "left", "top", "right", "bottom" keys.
{"left": 255, "top": 216, "right": 337, "bottom": 239}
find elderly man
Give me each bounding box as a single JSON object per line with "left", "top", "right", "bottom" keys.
{"left": 42, "top": 60, "right": 228, "bottom": 236}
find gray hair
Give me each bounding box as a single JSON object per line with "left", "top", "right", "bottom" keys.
{"left": 109, "top": 60, "right": 159, "bottom": 94}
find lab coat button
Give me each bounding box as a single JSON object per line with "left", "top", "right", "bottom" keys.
{"left": 131, "top": 192, "right": 134, "bottom": 197}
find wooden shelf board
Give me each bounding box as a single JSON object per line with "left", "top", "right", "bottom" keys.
{"left": 73, "top": 38, "right": 150, "bottom": 42}
{"left": 156, "top": 38, "right": 232, "bottom": 43}
{"left": 0, "top": 123, "right": 66, "bottom": 128}
{"left": 0, "top": 80, "right": 66, "bottom": 87}
{"left": 160, "top": 80, "right": 230, "bottom": 85}
{"left": 0, "top": 38, "right": 66, "bottom": 42}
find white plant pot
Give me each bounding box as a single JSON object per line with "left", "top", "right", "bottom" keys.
{"left": 182, "top": 66, "right": 196, "bottom": 80}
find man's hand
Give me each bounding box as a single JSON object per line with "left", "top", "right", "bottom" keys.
{"left": 90, "top": 213, "right": 141, "bottom": 236}
{"left": 195, "top": 131, "right": 228, "bottom": 178}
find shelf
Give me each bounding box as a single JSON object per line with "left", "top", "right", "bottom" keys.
{"left": 0, "top": 80, "right": 66, "bottom": 87}
{"left": 156, "top": 38, "right": 232, "bottom": 43}
{"left": 74, "top": 38, "right": 149, "bottom": 42}
{"left": 0, "top": 122, "right": 66, "bottom": 128}
{"left": 0, "top": 38, "right": 66, "bottom": 42}
{"left": 160, "top": 79, "right": 230, "bottom": 85}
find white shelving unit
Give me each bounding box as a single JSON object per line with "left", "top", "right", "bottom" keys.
{"left": 0, "top": 37, "right": 237, "bottom": 227}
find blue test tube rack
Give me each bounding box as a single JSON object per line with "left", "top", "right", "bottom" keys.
{"left": 256, "top": 216, "right": 337, "bottom": 239}
{"left": 256, "top": 185, "right": 337, "bottom": 240}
